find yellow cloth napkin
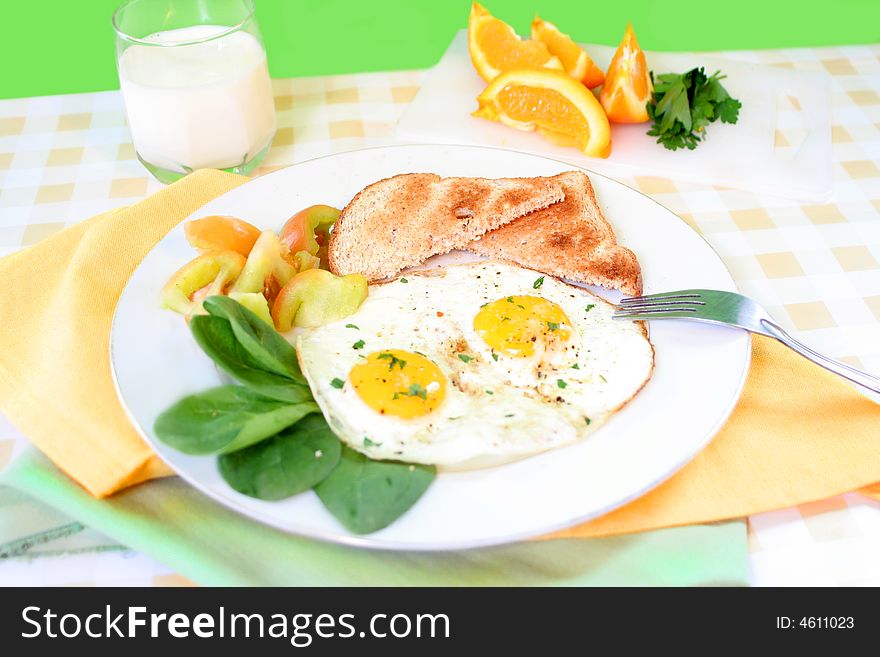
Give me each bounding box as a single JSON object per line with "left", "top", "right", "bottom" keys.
{"left": 0, "top": 170, "right": 244, "bottom": 496}
{"left": 564, "top": 335, "right": 880, "bottom": 538}
{"left": 0, "top": 169, "right": 877, "bottom": 535}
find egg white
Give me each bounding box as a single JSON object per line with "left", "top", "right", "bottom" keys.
{"left": 297, "top": 261, "right": 654, "bottom": 469}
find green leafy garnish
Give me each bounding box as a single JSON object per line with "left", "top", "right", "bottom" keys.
{"left": 202, "top": 296, "right": 304, "bottom": 382}
{"left": 154, "top": 297, "right": 437, "bottom": 534}
{"left": 190, "top": 315, "right": 312, "bottom": 403}
{"left": 458, "top": 354, "right": 473, "bottom": 363}
{"left": 533, "top": 276, "right": 544, "bottom": 289}
{"left": 314, "top": 446, "right": 436, "bottom": 534}
{"left": 571, "top": 363, "right": 580, "bottom": 370}
{"left": 345, "top": 323, "right": 359, "bottom": 329}
{"left": 363, "top": 437, "right": 382, "bottom": 447}
{"left": 547, "top": 321, "right": 560, "bottom": 331}
{"left": 492, "top": 352, "right": 499, "bottom": 362}
{"left": 646, "top": 67, "right": 741, "bottom": 151}
{"left": 154, "top": 385, "right": 317, "bottom": 455}
{"left": 399, "top": 277, "right": 408, "bottom": 283}
{"left": 585, "top": 304, "right": 595, "bottom": 313}
{"left": 393, "top": 383, "right": 428, "bottom": 400}
{"left": 377, "top": 352, "right": 407, "bottom": 370}
{"left": 557, "top": 379, "right": 568, "bottom": 389}
{"left": 585, "top": 417, "right": 591, "bottom": 426}
{"left": 408, "top": 383, "right": 428, "bottom": 399}
{"left": 218, "top": 415, "right": 341, "bottom": 500}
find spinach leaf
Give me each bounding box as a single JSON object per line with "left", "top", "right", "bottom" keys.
{"left": 203, "top": 296, "right": 303, "bottom": 382}
{"left": 190, "top": 315, "right": 312, "bottom": 403}
{"left": 314, "top": 446, "right": 435, "bottom": 534}
{"left": 154, "top": 385, "right": 317, "bottom": 455}
{"left": 218, "top": 414, "right": 341, "bottom": 500}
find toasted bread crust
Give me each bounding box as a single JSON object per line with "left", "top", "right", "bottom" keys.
{"left": 467, "top": 171, "right": 642, "bottom": 296}
{"left": 328, "top": 173, "right": 565, "bottom": 281}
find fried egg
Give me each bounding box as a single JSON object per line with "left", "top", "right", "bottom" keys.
{"left": 297, "top": 261, "right": 654, "bottom": 469}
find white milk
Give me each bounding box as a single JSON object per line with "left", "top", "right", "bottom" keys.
{"left": 118, "top": 25, "right": 276, "bottom": 173}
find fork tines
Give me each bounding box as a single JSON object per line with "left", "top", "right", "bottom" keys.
{"left": 614, "top": 291, "right": 706, "bottom": 318}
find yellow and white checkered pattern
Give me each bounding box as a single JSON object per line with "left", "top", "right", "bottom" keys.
{"left": 0, "top": 71, "right": 422, "bottom": 256}
{"left": 1, "top": 44, "right": 879, "bottom": 585}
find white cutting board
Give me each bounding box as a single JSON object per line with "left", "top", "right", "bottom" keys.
{"left": 397, "top": 31, "right": 832, "bottom": 202}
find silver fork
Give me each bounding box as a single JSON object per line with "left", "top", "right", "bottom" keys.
{"left": 613, "top": 289, "right": 880, "bottom": 395}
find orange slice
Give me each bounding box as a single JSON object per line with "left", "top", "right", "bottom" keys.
{"left": 474, "top": 67, "right": 611, "bottom": 158}
{"left": 468, "top": 2, "right": 562, "bottom": 82}
{"left": 531, "top": 17, "right": 604, "bottom": 89}
{"left": 599, "top": 23, "right": 653, "bottom": 123}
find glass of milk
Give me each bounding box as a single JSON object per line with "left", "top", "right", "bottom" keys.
{"left": 112, "top": 0, "right": 276, "bottom": 183}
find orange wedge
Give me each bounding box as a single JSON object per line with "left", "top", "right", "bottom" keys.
{"left": 531, "top": 17, "right": 604, "bottom": 89}
{"left": 599, "top": 23, "right": 653, "bottom": 123}
{"left": 468, "top": 2, "right": 562, "bottom": 82}
{"left": 474, "top": 67, "right": 611, "bottom": 158}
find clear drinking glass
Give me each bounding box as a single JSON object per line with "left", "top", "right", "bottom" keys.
{"left": 112, "top": 0, "right": 276, "bottom": 183}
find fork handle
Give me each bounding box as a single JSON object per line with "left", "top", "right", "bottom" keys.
{"left": 760, "top": 319, "right": 880, "bottom": 395}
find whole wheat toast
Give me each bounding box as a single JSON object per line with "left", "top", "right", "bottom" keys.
{"left": 467, "top": 171, "right": 642, "bottom": 296}
{"left": 328, "top": 173, "right": 565, "bottom": 281}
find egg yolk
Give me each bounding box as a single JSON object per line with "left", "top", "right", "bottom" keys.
{"left": 473, "top": 295, "right": 573, "bottom": 357}
{"left": 349, "top": 349, "right": 447, "bottom": 419}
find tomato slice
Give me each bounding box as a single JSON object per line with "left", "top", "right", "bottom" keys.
{"left": 227, "top": 291, "right": 273, "bottom": 325}
{"left": 185, "top": 216, "right": 261, "bottom": 257}
{"left": 231, "top": 231, "right": 297, "bottom": 306}
{"left": 272, "top": 269, "right": 367, "bottom": 331}
{"left": 160, "top": 250, "right": 246, "bottom": 316}
{"left": 278, "top": 205, "right": 340, "bottom": 267}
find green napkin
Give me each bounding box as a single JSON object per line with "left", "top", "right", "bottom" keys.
{"left": 1, "top": 448, "right": 748, "bottom": 586}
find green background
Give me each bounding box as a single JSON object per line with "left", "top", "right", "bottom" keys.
{"left": 3, "top": 0, "right": 879, "bottom": 99}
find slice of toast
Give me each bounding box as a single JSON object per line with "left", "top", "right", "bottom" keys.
{"left": 466, "top": 170, "right": 642, "bottom": 296}
{"left": 328, "top": 173, "right": 565, "bottom": 281}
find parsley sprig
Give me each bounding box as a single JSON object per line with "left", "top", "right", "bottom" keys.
{"left": 393, "top": 383, "right": 428, "bottom": 400}
{"left": 646, "top": 67, "right": 741, "bottom": 151}
{"left": 377, "top": 352, "right": 407, "bottom": 370}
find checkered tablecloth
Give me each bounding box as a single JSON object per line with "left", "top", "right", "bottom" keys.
{"left": 1, "top": 45, "right": 879, "bottom": 586}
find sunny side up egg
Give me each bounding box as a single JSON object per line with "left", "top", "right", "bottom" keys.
{"left": 297, "top": 261, "right": 654, "bottom": 469}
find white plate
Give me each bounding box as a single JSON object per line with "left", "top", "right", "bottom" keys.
{"left": 111, "top": 144, "right": 750, "bottom": 550}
